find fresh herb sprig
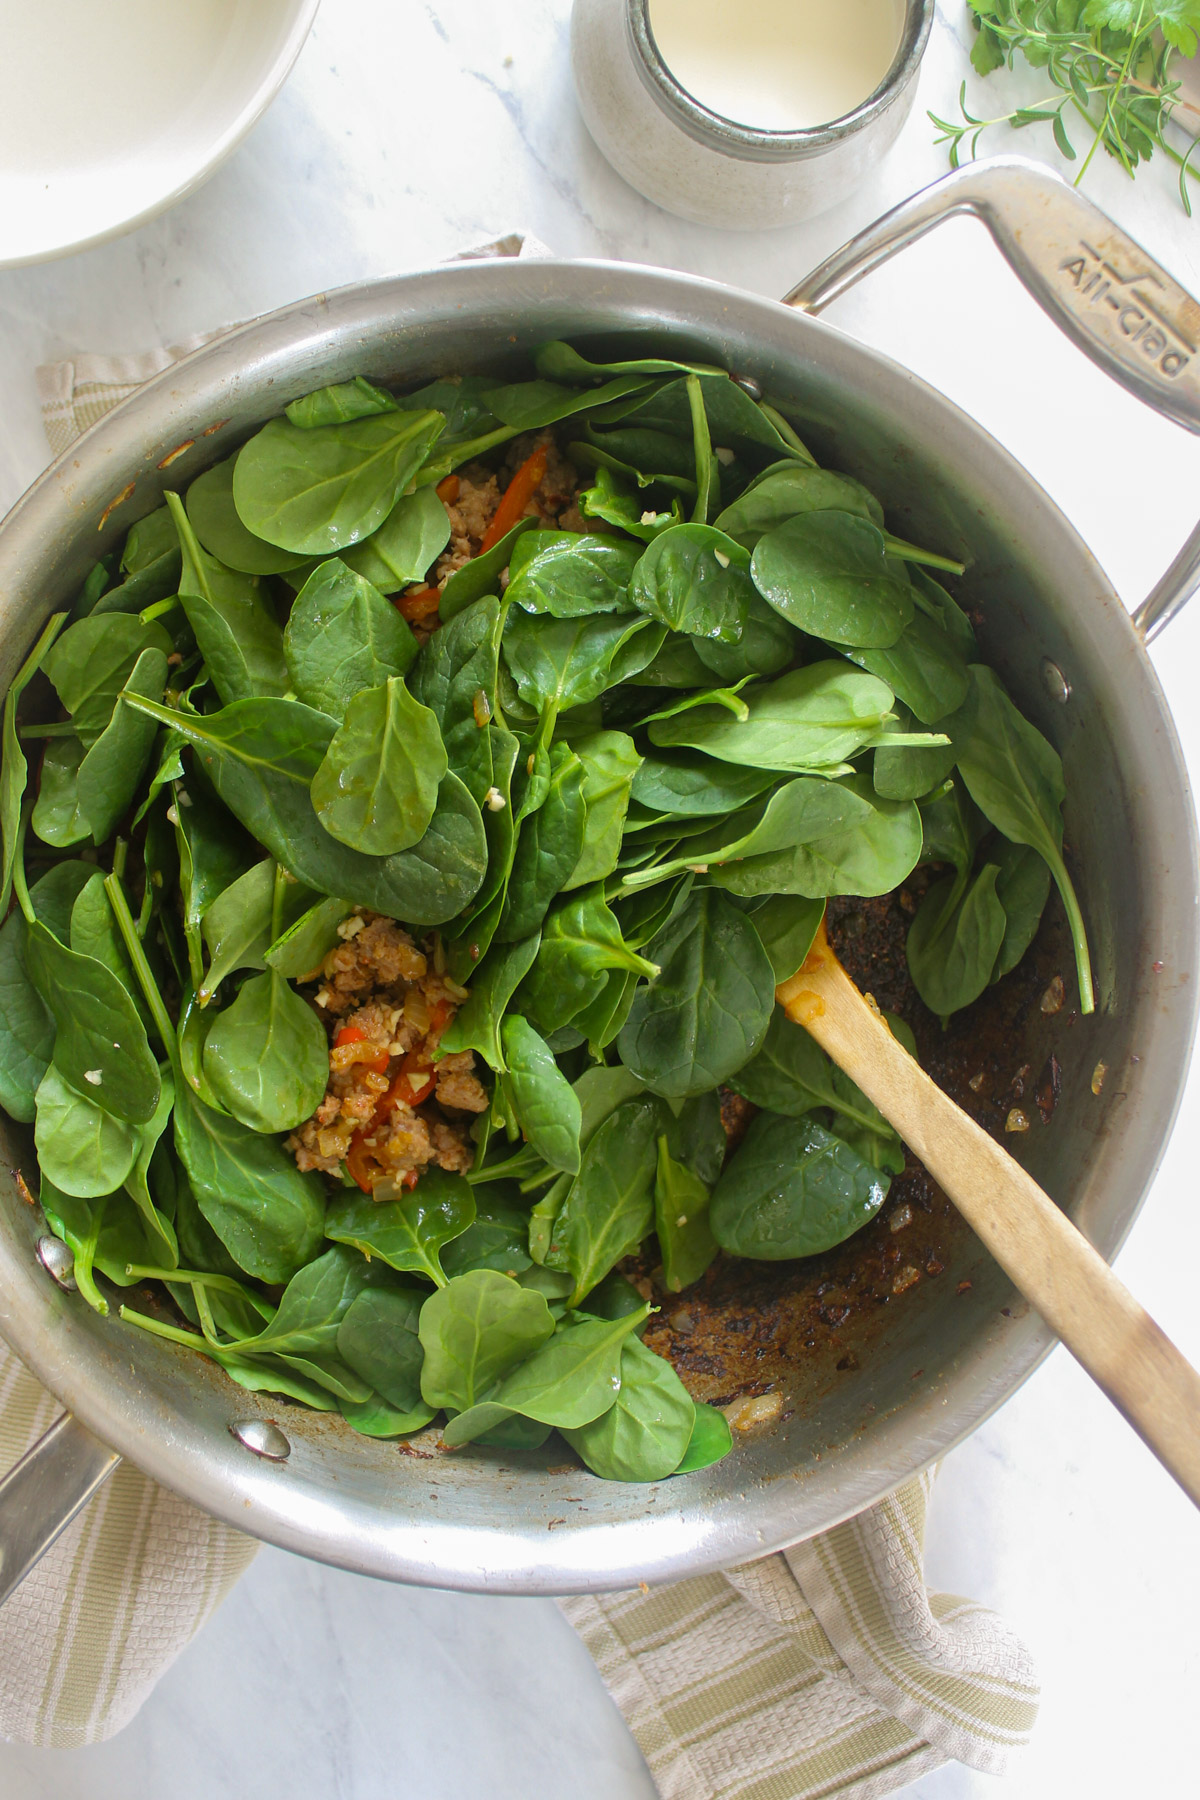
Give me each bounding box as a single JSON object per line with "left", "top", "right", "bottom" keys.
{"left": 930, "top": 0, "right": 1200, "bottom": 212}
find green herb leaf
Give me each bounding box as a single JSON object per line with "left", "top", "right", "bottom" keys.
{"left": 654, "top": 1134, "right": 717, "bottom": 1293}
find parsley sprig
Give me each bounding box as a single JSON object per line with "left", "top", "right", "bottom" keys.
{"left": 930, "top": 0, "right": 1200, "bottom": 212}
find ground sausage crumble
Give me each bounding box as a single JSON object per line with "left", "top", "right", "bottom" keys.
{"left": 286, "top": 912, "right": 488, "bottom": 1192}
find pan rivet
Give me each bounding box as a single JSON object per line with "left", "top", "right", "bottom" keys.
{"left": 731, "top": 373, "right": 762, "bottom": 400}
{"left": 229, "top": 1419, "right": 291, "bottom": 1462}
{"left": 1041, "top": 659, "right": 1071, "bottom": 703}
{"left": 36, "top": 1235, "right": 76, "bottom": 1291}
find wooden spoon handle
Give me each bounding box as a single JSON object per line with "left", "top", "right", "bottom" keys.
{"left": 778, "top": 938, "right": 1200, "bottom": 1509}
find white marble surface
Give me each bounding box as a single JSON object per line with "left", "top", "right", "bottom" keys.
{"left": 0, "top": 2, "right": 1197, "bottom": 1794}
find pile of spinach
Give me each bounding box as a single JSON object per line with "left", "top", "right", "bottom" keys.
{"left": 0, "top": 341, "right": 1091, "bottom": 1484}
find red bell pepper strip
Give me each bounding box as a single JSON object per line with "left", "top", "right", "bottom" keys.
{"left": 479, "top": 446, "right": 547, "bottom": 553}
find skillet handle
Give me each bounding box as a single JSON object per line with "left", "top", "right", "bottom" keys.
{"left": 784, "top": 154, "right": 1200, "bottom": 642}
{"left": 0, "top": 1413, "right": 120, "bottom": 1607}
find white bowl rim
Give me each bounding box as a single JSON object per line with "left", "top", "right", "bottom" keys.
{"left": 0, "top": 0, "right": 321, "bottom": 270}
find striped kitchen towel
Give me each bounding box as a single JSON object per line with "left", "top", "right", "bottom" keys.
{"left": 560, "top": 1470, "right": 1038, "bottom": 1799}
{"left": 0, "top": 1335, "right": 257, "bottom": 1748}
{"left": 3, "top": 235, "right": 1038, "bottom": 1779}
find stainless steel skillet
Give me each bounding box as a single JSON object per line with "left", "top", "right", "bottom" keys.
{"left": 0, "top": 156, "right": 1195, "bottom": 1601}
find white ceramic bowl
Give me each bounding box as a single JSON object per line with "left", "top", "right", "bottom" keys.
{"left": 0, "top": 0, "right": 320, "bottom": 268}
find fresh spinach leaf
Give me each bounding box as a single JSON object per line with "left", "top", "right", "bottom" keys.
{"left": 122, "top": 1066, "right": 179, "bottom": 1268}
{"left": 286, "top": 377, "right": 396, "bottom": 428}
{"left": 563, "top": 730, "right": 640, "bottom": 889}
{"left": 675, "top": 1402, "right": 733, "bottom": 1473}
{"left": 689, "top": 593, "right": 797, "bottom": 682}
{"left": 265, "top": 892, "right": 352, "bottom": 982}
{"left": 562, "top": 1335, "right": 695, "bottom": 1482}
{"left": 442, "top": 1200, "right": 534, "bottom": 1279}
{"left": 311, "top": 678, "right": 446, "bottom": 856}
{"left": 848, "top": 608, "right": 971, "bottom": 727}
{"left": 76, "top": 645, "right": 169, "bottom": 843}
{"left": 503, "top": 610, "right": 659, "bottom": 718}
{"left": 186, "top": 458, "right": 310, "bottom": 575}
{"left": 337, "top": 1287, "right": 426, "bottom": 1410}
{"left": 198, "top": 858, "right": 275, "bottom": 1001}
{"left": 443, "top": 1303, "right": 649, "bottom": 1446}
{"left": 577, "top": 466, "right": 682, "bottom": 541}
{"left": 24, "top": 921, "right": 160, "bottom": 1123}
{"left": 623, "top": 776, "right": 873, "bottom": 891}
{"left": 439, "top": 933, "right": 540, "bottom": 1072}
{"left": 202, "top": 970, "right": 330, "bottom": 1133}
{"left": 231, "top": 408, "right": 445, "bottom": 555}
{"left": 34, "top": 1064, "right": 141, "bottom": 1199}
{"left": 654, "top": 1134, "right": 717, "bottom": 1293}
{"left": 418, "top": 1268, "right": 555, "bottom": 1411}
{"left": 730, "top": 1007, "right": 901, "bottom": 1174}
{"left": 0, "top": 907, "right": 53, "bottom": 1123}
{"left": 751, "top": 511, "right": 913, "bottom": 648}
{"left": 907, "top": 862, "right": 1007, "bottom": 1018}
{"left": 1, "top": 611, "right": 66, "bottom": 909}
{"left": 618, "top": 889, "right": 774, "bottom": 1098}
{"left": 481, "top": 375, "right": 650, "bottom": 430}
{"left": 173, "top": 1080, "right": 326, "bottom": 1282}
{"left": 42, "top": 613, "right": 171, "bottom": 744}
{"left": 517, "top": 886, "right": 656, "bottom": 1035}
{"left": 534, "top": 341, "right": 725, "bottom": 382}
{"left": 629, "top": 524, "right": 754, "bottom": 643}
{"left": 124, "top": 694, "right": 486, "bottom": 926}
{"left": 871, "top": 702, "right": 959, "bottom": 802}
{"left": 41, "top": 1179, "right": 161, "bottom": 1313}
{"left": 501, "top": 1015, "right": 582, "bottom": 1175}
{"left": 715, "top": 464, "right": 883, "bottom": 548}
{"left": 648, "top": 662, "right": 895, "bottom": 772}
{"left": 31, "top": 737, "right": 89, "bottom": 848}
{"left": 342, "top": 485, "right": 451, "bottom": 592}
{"left": 545, "top": 1096, "right": 664, "bottom": 1305}
{"left": 506, "top": 531, "right": 638, "bottom": 617}
{"left": 992, "top": 839, "right": 1051, "bottom": 981}
{"left": 69, "top": 872, "right": 154, "bottom": 1034}
{"left": 283, "top": 559, "right": 418, "bottom": 716}
{"left": 340, "top": 1393, "right": 437, "bottom": 1438}
{"left": 955, "top": 666, "right": 1092, "bottom": 1011}
{"left": 630, "top": 750, "right": 778, "bottom": 818}
{"left": 496, "top": 742, "right": 586, "bottom": 941}
{"left": 437, "top": 518, "right": 539, "bottom": 623}
{"left": 708, "top": 773, "right": 921, "bottom": 900}
{"left": 737, "top": 893, "right": 825, "bottom": 981}
{"left": 231, "top": 1244, "right": 383, "bottom": 1357}
{"left": 325, "top": 1170, "right": 476, "bottom": 1285}
{"left": 711, "top": 1111, "right": 889, "bottom": 1259}
{"left": 165, "top": 493, "right": 288, "bottom": 705}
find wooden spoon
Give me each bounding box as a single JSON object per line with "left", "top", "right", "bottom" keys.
{"left": 778, "top": 920, "right": 1200, "bottom": 1508}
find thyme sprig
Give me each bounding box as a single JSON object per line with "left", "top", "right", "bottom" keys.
{"left": 929, "top": 0, "right": 1200, "bottom": 212}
